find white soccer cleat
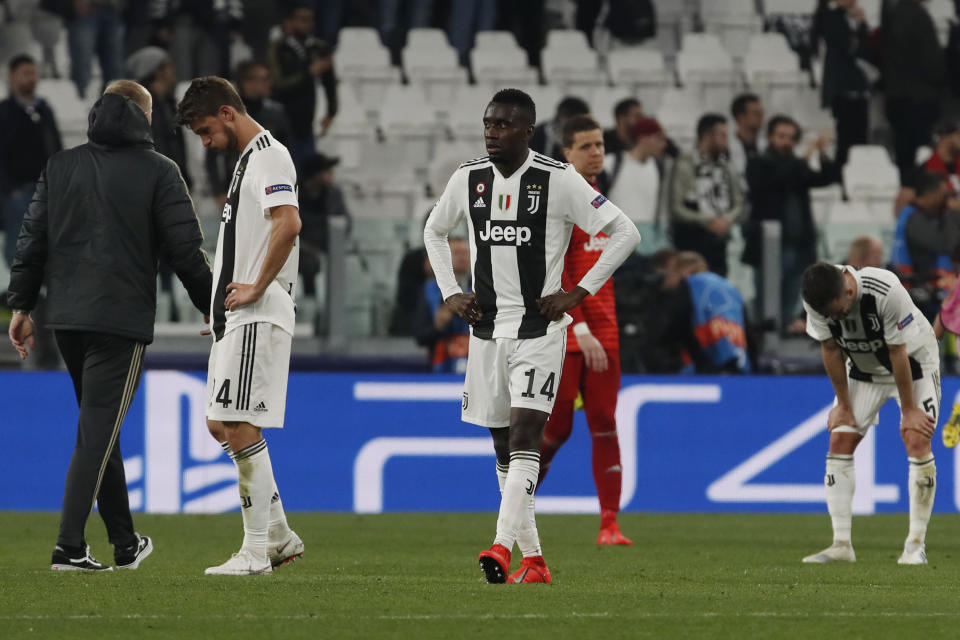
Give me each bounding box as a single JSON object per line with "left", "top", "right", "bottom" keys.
{"left": 898, "top": 543, "right": 928, "bottom": 565}
{"left": 269, "top": 530, "right": 304, "bottom": 567}
{"left": 802, "top": 541, "right": 856, "bottom": 563}
{"left": 204, "top": 549, "right": 273, "bottom": 575}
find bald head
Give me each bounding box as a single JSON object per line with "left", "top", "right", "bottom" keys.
{"left": 847, "top": 235, "right": 884, "bottom": 269}
{"left": 104, "top": 80, "right": 153, "bottom": 122}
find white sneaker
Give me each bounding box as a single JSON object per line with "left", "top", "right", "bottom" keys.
{"left": 269, "top": 530, "right": 304, "bottom": 567}
{"left": 802, "top": 541, "right": 856, "bottom": 563}
{"left": 204, "top": 549, "right": 273, "bottom": 575}
{"left": 898, "top": 544, "right": 928, "bottom": 565}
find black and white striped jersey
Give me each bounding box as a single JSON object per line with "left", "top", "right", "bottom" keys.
{"left": 211, "top": 129, "right": 300, "bottom": 341}
{"left": 424, "top": 150, "right": 628, "bottom": 340}
{"left": 805, "top": 266, "right": 939, "bottom": 382}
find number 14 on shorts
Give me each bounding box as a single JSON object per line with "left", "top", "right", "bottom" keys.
{"left": 521, "top": 368, "right": 556, "bottom": 401}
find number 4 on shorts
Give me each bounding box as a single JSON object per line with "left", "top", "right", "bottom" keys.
{"left": 216, "top": 379, "right": 233, "bottom": 408}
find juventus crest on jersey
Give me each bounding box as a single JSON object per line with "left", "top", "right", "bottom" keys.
{"left": 804, "top": 266, "right": 939, "bottom": 383}
{"left": 211, "top": 130, "right": 300, "bottom": 341}
{"left": 425, "top": 151, "right": 623, "bottom": 340}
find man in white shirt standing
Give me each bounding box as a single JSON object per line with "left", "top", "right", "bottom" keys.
{"left": 605, "top": 116, "right": 666, "bottom": 225}
{"left": 177, "top": 76, "right": 304, "bottom": 575}
{"left": 801, "top": 262, "right": 939, "bottom": 565}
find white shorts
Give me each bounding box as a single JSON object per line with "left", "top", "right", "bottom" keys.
{"left": 461, "top": 330, "right": 567, "bottom": 428}
{"left": 206, "top": 322, "right": 292, "bottom": 428}
{"left": 834, "top": 370, "right": 942, "bottom": 436}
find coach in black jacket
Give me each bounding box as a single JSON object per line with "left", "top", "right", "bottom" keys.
{"left": 6, "top": 81, "right": 212, "bottom": 571}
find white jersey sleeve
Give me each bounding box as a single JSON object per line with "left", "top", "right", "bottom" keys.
{"left": 559, "top": 165, "right": 620, "bottom": 235}
{"left": 424, "top": 169, "right": 467, "bottom": 301}
{"left": 252, "top": 147, "right": 299, "bottom": 216}
{"left": 803, "top": 300, "right": 833, "bottom": 342}
{"left": 879, "top": 274, "right": 922, "bottom": 346}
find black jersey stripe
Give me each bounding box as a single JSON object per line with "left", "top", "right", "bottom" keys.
{"left": 862, "top": 284, "right": 889, "bottom": 297}
{"left": 861, "top": 277, "right": 890, "bottom": 292}
{"left": 517, "top": 166, "right": 551, "bottom": 338}
{"left": 532, "top": 158, "right": 566, "bottom": 171}
{"left": 213, "top": 149, "right": 254, "bottom": 341}
{"left": 241, "top": 323, "right": 257, "bottom": 409}
{"left": 261, "top": 135, "right": 271, "bottom": 147}
{"left": 532, "top": 153, "right": 565, "bottom": 168}
{"left": 458, "top": 156, "right": 490, "bottom": 169}
{"left": 468, "top": 166, "right": 497, "bottom": 339}
{"left": 237, "top": 324, "right": 249, "bottom": 410}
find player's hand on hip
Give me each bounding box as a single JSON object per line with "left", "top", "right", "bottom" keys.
{"left": 901, "top": 405, "right": 937, "bottom": 440}
{"left": 537, "top": 287, "right": 588, "bottom": 322}
{"left": 8, "top": 313, "right": 35, "bottom": 360}
{"left": 827, "top": 404, "right": 857, "bottom": 432}
{"left": 224, "top": 282, "right": 264, "bottom": 312}
{"left": 444, "top": 292, "right": 482, "bottom": 325}
{"left": 577, "top": 332, "right": 608, "bottom": 372}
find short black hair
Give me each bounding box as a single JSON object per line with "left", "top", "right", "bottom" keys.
{"left": 802, "top": 262, "right": 845, "bottom": 315}
{"left": 555, "top": 95, "right": 590, "bottom": 120}
{"left": 731, "top": 93, "right": 760, "bottom": 120}
{"left": 282, "top": 1, "right": 313, "bottom": 19}
{"left": 489, "top": 88, "right": 537, "bottom": 126}
{"left": 697, "top": 113, "right": 726, "bottom": 140}
{"left": 561, "top": 114, "right": 602, "bottom": 148}
{"left": 176, "top": 76, "right": 247, "bottom": 125}
{"left": 8, "top": 53, "right": 36, "bottom": 74}
{"left": 914, "top": 169, "right": 948, "bottom": 197}
{"left": 767, "top": 114, "right": 801, "bottom": 140}
{"left": 614, "top": 97, "right": 641, "bottom": 121}
{"left": 235, "top": 59, "right": 268, "bottom": 84}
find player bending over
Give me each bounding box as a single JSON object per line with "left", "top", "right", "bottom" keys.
{"left": 538, "top": 114, "right": 631, "bottom": 545}
{"left": 177, "top": 77, "right": 304, "bottom": 575}
{"left": 424, "top": 89, "right": 640, "bottom": 583}
{"left": 801, "top": 262, "right": 939, "bottom": 565}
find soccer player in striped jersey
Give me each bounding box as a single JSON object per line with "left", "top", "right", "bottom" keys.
{"left": 538, "top": 114, "right": 632, "bottom": 546}
{"left": 177, "top": 77, "right": 304, "bottom": 575}
{"left": 801, "top": 263, "right": 940, "bottom": 565}
{"left": 424, "top": 89, "right": 641, "bottom": 583}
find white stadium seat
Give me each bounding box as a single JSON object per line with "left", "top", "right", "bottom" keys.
{"left": 337, "top": 27, "right": 382, "bottom": 52}
{"left": 405, "top": 27, "right": 450, "bottom": 51}
{"left": 606, "top": 47, "right": 673, "bottom": 113}
{"left": 819, "top": 200, "right": 894, "bottom": 263}
{"left": 401, "top": 44, "right": 468, "bottom": 109}
{"left": 675, "top": 37, "right": 741, "bottom": 112}
{"left": 701, "top": 0, "right": 763, "bottom": 59}
{"left": 843, "top": 145, "right": 900, "bottom": 218}
{"left": 541, "top": 29, "right": 603, "bottom": 94}
{"left": 474, "top": 30, "right": 521, "bottom": 51}
{"left": 589, "top": 88, "right": 638, "bottom": 130}
{"left": 742, "top": 33, "right": 807, "bottom": 116}
{"left": 447, "top": 85, "right": 495, "bottom": 141}
{"left": 655, "top": 89, "right": 702, "bottom": 151}
{"left": 335, "top": 33, "right": 401, "bottom": 114}
{"left": 545, "top": 29, "right": 591, "bottom": 51}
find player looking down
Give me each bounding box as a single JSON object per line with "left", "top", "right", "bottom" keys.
{"left": 538, "top": 114, "right": 632, "bottom": 546}
{"left": 801, "top": 262, "right": 940, "bottom": 565}
{"left": 177, "top": 76, "right": 304, "bottom": 575}
{"left": 424, "top": 89, "right": 641, "bottom": 583}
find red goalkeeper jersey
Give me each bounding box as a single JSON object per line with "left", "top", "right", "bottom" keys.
{"left": 562, "top": 222, "right": 620, "bottom": 353}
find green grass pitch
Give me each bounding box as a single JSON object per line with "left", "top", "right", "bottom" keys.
{"left": 4, "top": 512, "right": 960, "bottom": 639}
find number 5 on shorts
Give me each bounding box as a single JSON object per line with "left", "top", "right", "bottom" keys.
{"left": 521, "top": 368, "right": 556, "bottom": 401}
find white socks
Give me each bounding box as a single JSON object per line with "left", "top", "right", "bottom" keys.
{"left": 231, "top": 439, "right": 275, "bottom": 563}
{"left": 496, "top": 460, "right": 542, "bottom": 558}
{"left": 907, "top": 453, "right": 936, "bottom": 548}
{"left": 824, "top": 453, "right": 855, "bottom": 544}
{"left": 221, "top": 440, "right": 290, "bottom": 543}
{"left": 493, "top": 451, "right": 540, "bottom": 552}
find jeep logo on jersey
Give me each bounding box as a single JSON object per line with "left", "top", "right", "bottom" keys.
{"left": 836, "top": 336, "right": 885, "bottom": 352}
{"left": 583, "top": 235, "right": 608, "bottom": 252}
{"left": 477, "top": 219, "right": 532, "bottom": 246}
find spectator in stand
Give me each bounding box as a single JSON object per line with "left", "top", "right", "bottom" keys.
{"left": 447, "top": 0, "right": 496, "bottom": 65}
{"left": 0, "top": 55, "right": 62, "bottom": 268}
{"left": 297, "top": 153, "right": 351, "bottom": 301}
{"left": 606, "top": 116, "right": 667, "bottom": 225}
{"left": 603, "top": 97, "right": 642, "bottom": 155}
{"left": 42, "top": 0, "right": 124, "bottom": 99}
{"left": 891, "top": 170, "right": 960, "bottom": 320}
{"left": 668, "top": 113, "right": 743, "bottom": 277}
{"left": 206, "top": 60, "right": 293, "bottom": 211}
{"left": 675, "top": 251, "right": 751, "bottom": 374}
{"left": 497, "top": 0, "right": 545, "bottom": 67}
{"left": 530, "top": 96, "right": 590, "bottom": 162}
{"left": 390, "top": 210, "right": 431, "bottom": 337}
{"left": 267, "top": 3, "right": 338, "bottom": 167}
{"left": 728, "top": 93, "right": 765, "bottom": 180}
{"left": 149, "top": 0, "right": 243, "bottom": 79}
{"left": 814, "top": 0, "right": 870, "bottom": 167}
{"left": 895, "top": 119, "right": 960, "bottom": 214}
{"left": 884, "top": 0, "right": 947, "bottom": 181}
{"left": 743, "top": 115, "right": 838, "bottom": 328}
{"left": 379, "top": 0, "right": 433, "bottom": 63}
{"left": 414, "top": 237, "right": 471, "bottom": 373}
{"left": 847, "top": 234, "right": 886, "bottom": 269}
{"left": 127, "top": 47, "right": 189, "bottom": 187}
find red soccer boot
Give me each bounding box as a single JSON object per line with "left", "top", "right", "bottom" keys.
{"left": 478, "top": 544, "right": 511, "bottom": 583}
{"left": 508, "top": 555, "right": 552, "bottom": 583}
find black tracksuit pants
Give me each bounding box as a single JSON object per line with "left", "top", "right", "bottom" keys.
{"left": 54, "top": 331, "right": 145, "bottom": 549}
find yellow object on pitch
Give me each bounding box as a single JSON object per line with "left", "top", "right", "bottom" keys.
{"left": 574, "top": 392, "right": 584, "bottom": 411}
{"left": 943, "top": 403, "right": 960, "bottom": 449}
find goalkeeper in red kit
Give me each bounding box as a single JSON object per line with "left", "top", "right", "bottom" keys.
{"left": 538, "top": 114, "right": 632, "bottom": 545}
